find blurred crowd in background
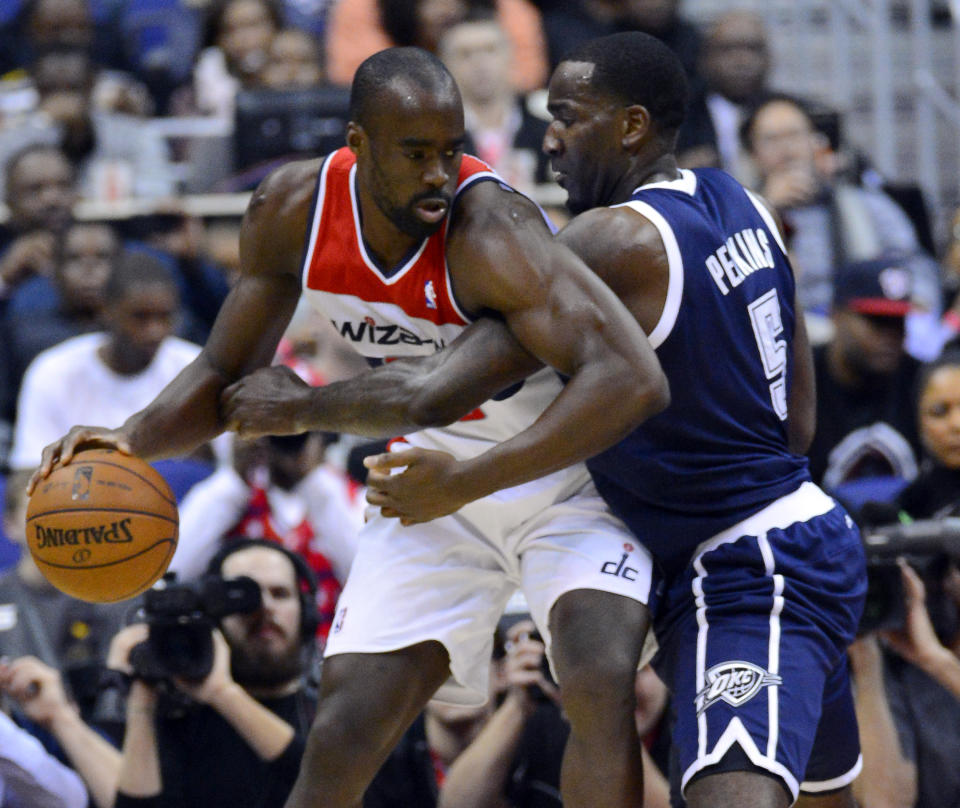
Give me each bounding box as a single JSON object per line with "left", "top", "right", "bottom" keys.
{"left": 0, "top": 1, "right": 959, "bottom": 806}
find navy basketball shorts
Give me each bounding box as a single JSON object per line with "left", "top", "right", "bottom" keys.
{"left": 653, "top": 484, "right": 867, "bottom": 802}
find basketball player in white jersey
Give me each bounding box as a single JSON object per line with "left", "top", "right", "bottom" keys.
{"left": 31, "top": 48, "right": 668, "bottom": 808}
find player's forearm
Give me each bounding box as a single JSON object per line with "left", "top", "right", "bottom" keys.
{"left": 122, "top": 355, "right": 232, "bottom": 460}
{"left": 452, "top": 354, "right": 668, "bottom": 499}
{"left": 438, "top": 694, "right": 530, "bottom": 808}
{"left": 304, "top": 320, "right": 539, "bottom": 438}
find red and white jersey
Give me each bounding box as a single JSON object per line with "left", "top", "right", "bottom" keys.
{"left": 299, "top": 148, "right": 585, "bottom": 491}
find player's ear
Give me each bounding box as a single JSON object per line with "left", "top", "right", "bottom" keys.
{"left": 622, "top": 104, "right": 651, "bottom": 149}
{"left": 346, "top": 123, "right": 365, "bottom": 156}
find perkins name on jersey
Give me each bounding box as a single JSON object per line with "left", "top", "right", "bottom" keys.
{"left": 705, "top": 228, "right": 775, "bottom": 295}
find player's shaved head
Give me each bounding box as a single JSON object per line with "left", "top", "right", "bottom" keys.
{"left": 350, "top": 46, "right": 461, "bottom": 130}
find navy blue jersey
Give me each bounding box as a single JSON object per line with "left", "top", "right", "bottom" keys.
{"left": 587, "top": 169, "right": 810, "bottom": 578}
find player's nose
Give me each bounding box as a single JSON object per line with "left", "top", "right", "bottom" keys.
{"left": 542, "top": 122, "right": 562, "bottom": 156}
{"left": 422, "top": 156, "right": 449, "bottom": 188}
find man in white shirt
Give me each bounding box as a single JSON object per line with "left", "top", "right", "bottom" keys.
{"left": 9, "top": 250, "right": 199, "bottom": 472}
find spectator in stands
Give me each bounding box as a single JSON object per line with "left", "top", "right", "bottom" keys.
{"left": 437, "top": 616, "right": 671, "bottom": 808}
{"left": 188, "top": 0, "right": 284, "bottom": 120}
{"left": 1, "top": 653, "right": 123, "bottom": 808}
{"left": 883, "top": 347, "right": 960, "bottom": 520}
{"left": 110, "top": 539, "right": 319, "bottom": 808}
{"left": 0, "top": 0, "right": 97, "bottom": 75}
{"left": 7, "top": 250, "right": 202, "bottom": 473}
{"left": 2, "top": 221, "right": 118, "bottom": 389}
{"left": 437, "top": 13, "right": 551, "bottom": 194}
{"left": 324, "top": 0, "right": 547, "bottom": 93}
{"left": 0, "top": 47, "right": 176, "bottom": 200}
{"left": 119, "top": 209, "right": 232, "bottom": 342}
{"left": 0, "top": 143, "right": 75, "bottom": 462}
{"left": 806, "top": 256, "right": 924, "bottom": 491}
{"left": 741, "top": 93, "right": 942, "bottom": 341}
{"left": 848, "top": 352, "right": 960, "bottom": 807}
{"left": 170, "top": 431, "right": 361, "bottom": 640}
{"left": 0, "top": 143, "right": 74, "bottom": 267}
{"left": 678, "top": 10, "right": 771, "bottom": 178}
{"left": 536, "top": 0, "right": 700, "bottom": 79}
{"left": 0, "top": 469, "right": 131, "bottom": 721}
{"left": 258, "top": 27, "right": 325, "bottom": 89}
{"left": 0, "top": 707, "right": 89, "bottom": 808}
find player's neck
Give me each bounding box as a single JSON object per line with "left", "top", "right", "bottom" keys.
{"left": 618, "top": 154, "right": 681, "bottom": 204}
{"left": 355, "top": 186, "right": 421, "bottom": 269}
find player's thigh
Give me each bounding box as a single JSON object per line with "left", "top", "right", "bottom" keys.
{"left": 517, "top": 491, "right": 655, "bottom": 668}
{"left": 325, "top": 510, "right": 516, "bottom": 706}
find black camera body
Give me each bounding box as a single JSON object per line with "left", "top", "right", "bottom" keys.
{"left": 130, "top": 573, "right": 262, "bottom": 684}
{"left": 859, "top": 517, "right": 960, "bottom": 634}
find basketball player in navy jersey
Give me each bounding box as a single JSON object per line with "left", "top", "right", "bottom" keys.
{"left": 30, "top": 48, "right": 669, "bottom": 808}
{"left": 357, "top": 33, "right": 868, "bottom": 808}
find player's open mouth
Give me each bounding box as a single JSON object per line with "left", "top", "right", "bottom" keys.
{"left": 415, "top": 198, "right": 448, "bottom": 222}
{"left": 553, "top": 171, "right": 567, "bottom": 188}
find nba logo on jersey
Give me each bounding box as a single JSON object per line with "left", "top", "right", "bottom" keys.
{"left": 332, "top": 607, "right": 347, "bottom": 634}
{"left": 695, "top": 661, "right": 782, "bottom": 715}
{"left": 424, "top": 280, "right": 437, "bottom": 309}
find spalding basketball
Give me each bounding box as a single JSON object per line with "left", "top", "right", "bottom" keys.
{"left": 26, "top": 448, "right": 179, "bottom": 603}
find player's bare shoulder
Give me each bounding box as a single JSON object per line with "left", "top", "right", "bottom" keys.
{"left": 445, "top": 179, "right": 556, "bottom": 313}
{"left": 240, "top": 157, "right": 325, "bottom": 279}
{"left": 558, "top": 206, "right": 668, "bottom": 282}
{"left": 447, "top": 177, "right": 551, "bottom": 241}
{"left": 557, "top": 206, "right": 669, "bottom": 333}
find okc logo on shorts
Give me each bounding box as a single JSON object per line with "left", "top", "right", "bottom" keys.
{"left": 695, "top": 661, "right": 782, "bottom": 715}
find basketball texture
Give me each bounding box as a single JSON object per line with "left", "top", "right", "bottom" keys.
{"left": 26, "top": 448, "right": 179, "bottom": 603}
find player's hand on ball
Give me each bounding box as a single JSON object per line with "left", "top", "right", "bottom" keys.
{"left": 221, "top": 365, "right": 313, "bottom": 438}
{"left": 364, "top": 448, "right": 474, "bottom": 524}
{"left": 29, "top": 425, "right": 132, "bottom": 494}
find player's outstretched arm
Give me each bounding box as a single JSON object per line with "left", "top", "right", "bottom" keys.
{"left": 29, "top": 160, "right": 319, "bottom": 491}
{"left": 222, "top": 315, "right": 542, "bottom": 439}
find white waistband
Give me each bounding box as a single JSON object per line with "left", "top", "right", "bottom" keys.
{"left": 693, "top": 482, "right": 836, "bottom": 561}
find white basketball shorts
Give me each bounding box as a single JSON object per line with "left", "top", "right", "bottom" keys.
{"left": 324, "top": 474, "right": 654, "bottom": 705}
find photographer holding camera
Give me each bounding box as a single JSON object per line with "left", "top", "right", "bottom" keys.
{"left": 850, "top": 348, "right": 960, "bottom": 808}
{"left": 111, "top": 539, "right": 319, "bottom": 808}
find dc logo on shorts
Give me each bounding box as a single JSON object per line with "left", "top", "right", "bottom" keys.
{"left": 695, "top": 661, "right": 782, "bottom": 715}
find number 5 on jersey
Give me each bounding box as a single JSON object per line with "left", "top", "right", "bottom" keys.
{"left": 747, "top": 289, "right": 788, "bottom": 420}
